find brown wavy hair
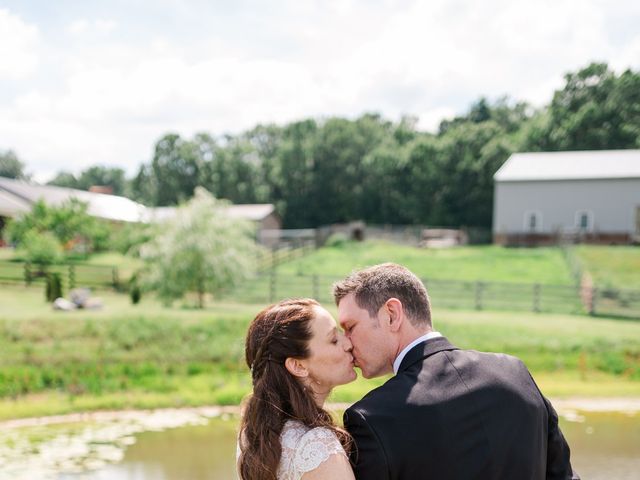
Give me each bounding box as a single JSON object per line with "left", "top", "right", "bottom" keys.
{"left": 238, "top": 298, "right": 352, "bottom": 480}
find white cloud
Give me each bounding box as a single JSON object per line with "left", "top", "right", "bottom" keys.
{"left": 0, "top": 0, "right": 638, "bottom": 179}
{"left": 0, "top": 9, "right": 39, "bottom": 79}
{"left": 67, "top": 18, "right": 118, "bottom": 36}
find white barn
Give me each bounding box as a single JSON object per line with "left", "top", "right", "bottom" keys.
{"left": 0, "top": 176, "right": 281, "bottom": 245}
{"left": 493, "top": 150, "right": 640, "bottom": 246}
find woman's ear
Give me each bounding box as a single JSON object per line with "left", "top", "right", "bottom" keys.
{"left": 285, "top": 357, "right": 309, "bottom": 378}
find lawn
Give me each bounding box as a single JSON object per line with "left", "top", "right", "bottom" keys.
{"left": 1, "top": 284, "right": 639, "bottom": 421}
{"left": 275, "top": 241, "right": 575, "bottom": 285}
{"left": 574, "top": 245, "right": 640, "bottom": 290}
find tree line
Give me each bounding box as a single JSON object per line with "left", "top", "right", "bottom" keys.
{"left": 3, "top": 62, "right": 639, "bottom": 229}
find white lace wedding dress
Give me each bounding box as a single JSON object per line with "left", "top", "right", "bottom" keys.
{"left": 237, "top": 419, "right": 348, "bottom": 480}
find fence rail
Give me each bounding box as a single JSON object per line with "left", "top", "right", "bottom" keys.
{"left": 0, "top": 260, "right": 120, "bottom": 290}
{"left": 222, "top": 271, "right": 640, "bottom": 319}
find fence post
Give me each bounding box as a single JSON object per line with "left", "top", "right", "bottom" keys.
{"left": 312, "top": 274, "right": 319, "bottom": 300}
{"left": 69, "top": 264, "right": 76, "bottom": 290}
{"left": 590, "top": 287, "right": 597, "bottom": 316}
{"left": 475, "top": 282, "right": 483, "bottom": 310}
{"left": 269, "top": 267, "right": 276, "bottom": 303}
{"left": 112, "top": 267, "right": 119, "bottom": 289}
{"left": 24, "top": 262, "right": 32, "bottom": 286}
{"left": 533, "top": 283, "right": 540, "bottom": 313}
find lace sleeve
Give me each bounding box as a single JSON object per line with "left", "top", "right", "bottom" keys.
{"left": 292, "top": 427, "right": 347, "bottom": 475}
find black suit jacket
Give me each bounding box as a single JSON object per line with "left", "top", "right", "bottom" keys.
{"left": 344, "top": 337, "right": 579, "bottom": 480}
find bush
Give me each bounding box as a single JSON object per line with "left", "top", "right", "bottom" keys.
{"left": 45, "top": 272, "right": 63, "bottom": 302}
{"left": 325, "top": 232, "right": 350, "bottom": 247}
{"left": 21, "top": 230, "right": 63, "bottom": 265}
{"left": 129, "top": 273, "right": 142, "bottom": 304}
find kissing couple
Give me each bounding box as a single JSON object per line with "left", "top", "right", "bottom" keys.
{"left": 237, "top": 263, "right": 579, "bottom": 480}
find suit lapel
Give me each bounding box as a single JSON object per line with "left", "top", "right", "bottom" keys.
{"left": 398, "top": 336, "right": 459, "bottom": 373}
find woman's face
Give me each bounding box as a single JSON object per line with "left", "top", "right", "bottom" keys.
{"left": 303, "top": 306, "right": 356, "bottom": 391}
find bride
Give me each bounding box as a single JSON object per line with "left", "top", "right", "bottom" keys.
{"left": 237, "top": 298, "right": 357, "bottom": 480}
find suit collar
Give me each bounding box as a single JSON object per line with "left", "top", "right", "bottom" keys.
{"left": 397, "top": 336, "right": 459, "bottom": 373}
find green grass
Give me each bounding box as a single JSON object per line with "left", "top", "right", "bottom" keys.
{"left": 574, "top": 246, "right": 640, "bottom": 290}
{"left": 275, "top": 241, "right": 575, "bottom": 285}
{"left": 1, "top": 284, "right": 639, "bottom": 421}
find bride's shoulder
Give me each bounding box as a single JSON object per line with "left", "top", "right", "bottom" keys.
{"left": 280, "top": 421, "right": 346, "bottom": 472}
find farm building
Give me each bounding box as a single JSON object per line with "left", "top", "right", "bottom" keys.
{"left": 493, "top": 150, "right": 640, "bottom": 246}
{"left": 0, "top": 176, "right": 280, "bottom": 244}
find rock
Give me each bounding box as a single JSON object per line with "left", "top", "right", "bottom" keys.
{"left": 83, "top": 298, "right": 103, "bottom": 310}
{"left": 69, "top": 288, "right": 91, "bottom": 307}
{"left": 53, "top": 298, "right": 76, "bottom": 311}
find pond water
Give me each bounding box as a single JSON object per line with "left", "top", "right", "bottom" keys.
{"left": 2, "top": 408, "right": 638, "bottom": 480}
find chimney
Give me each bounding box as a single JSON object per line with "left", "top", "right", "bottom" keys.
{"left": 89, "top": 185, "right": 114, "bottom": 195}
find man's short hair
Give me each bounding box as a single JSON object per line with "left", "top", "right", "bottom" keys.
{"left": 333, "top": 263, "right": 432, "bottom": 327}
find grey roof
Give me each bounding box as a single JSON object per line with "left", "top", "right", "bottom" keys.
{"left": 145, "top": 204, "right": 276, "bottom": 223}
{"left": 0, "top": 177, "right": 147, "bottom": 222}
{"left": 494, "top": 150, "right": 640, "bottom": 182}
{"left": 0, "top": 176, "right": 278, "bottom": 224}
{"left": 0, "top": 188, "right": 31, "bottom": 217}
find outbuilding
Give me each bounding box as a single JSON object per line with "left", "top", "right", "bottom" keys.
{"left": 492, "top": 150, "right": 640, "bottom": 245}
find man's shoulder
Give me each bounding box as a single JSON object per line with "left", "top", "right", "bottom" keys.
{"left": 346, "top": 374, "right": 406, "bottom": 417}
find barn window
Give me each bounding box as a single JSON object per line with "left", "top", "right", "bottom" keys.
{"left": 575, "top": 211, "right": 593, "bottom": 231}
{"left": 523, "top": 211, "right": 542, "bottom": 232}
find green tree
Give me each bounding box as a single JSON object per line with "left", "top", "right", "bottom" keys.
{"left": 77, "top": 166, "right": 127, "bottom": 195}
{"left": 47, "top": 171, "right": 79, "bottom": 189}
{"left": 140, "top": 187, "right": 257, "bottom": 308}
{"left": 20, "top": 230, "right": 63, "bottom": 265}
{"left": 5, "top": 199, "right": 110, "bottom": 253}
{"left": 151, "top": 133, "right": 203, "bottom": 206}
{"left": 535, "top": 63, "right": 640, "bottom": 150}
{"left": 0, "top": 150, "right": 28, "bottom": 179}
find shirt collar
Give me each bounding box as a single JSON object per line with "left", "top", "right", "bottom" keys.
{"left": 393, "top": 331, "right": 442, "bottom": 375}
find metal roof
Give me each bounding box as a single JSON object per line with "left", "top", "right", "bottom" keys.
{"left": 494, "top": 150, "right": 640, "bottom": 182}
{"left": 0, "top": 176, "right": 278, "bottom": 224}
{"left": 0, "top": 177, "right": 147, "bottom": 222}
{"left": 145, "top": 204, "right": 276, "bottom": 223}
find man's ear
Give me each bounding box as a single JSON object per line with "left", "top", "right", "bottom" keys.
{"left": 385, "top": 298, "right": 404, "bottom": 332}
{"left": 285, "top": 357, "right": 309, "bottom": 379}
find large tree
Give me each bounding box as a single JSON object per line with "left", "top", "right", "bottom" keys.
{"left": 0, "top": 150, "right": 28, "bottom": 179}
{"left": 139, "top": 188, "right": 257, "bottom": 308}
{"left": 531, "top": 62, "right": 640, "bottom": 151}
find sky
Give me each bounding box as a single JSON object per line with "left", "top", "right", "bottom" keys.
{"left": 1, "top": 0, "right": 639, "bottom": 182}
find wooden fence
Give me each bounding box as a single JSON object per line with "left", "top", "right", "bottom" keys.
{"left": 0, "top": 260, "right": 120, "bottom": 290}
{"left": 223, "top": 270, "right": 640, "bottom": 319}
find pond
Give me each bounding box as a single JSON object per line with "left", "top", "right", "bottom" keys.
{"left": 1, "top": 406, "right": 639, "bottom": 480}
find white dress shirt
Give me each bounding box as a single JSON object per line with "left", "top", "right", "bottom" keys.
{"left": 392, "top": 331, "right": 442, "bottom": 375}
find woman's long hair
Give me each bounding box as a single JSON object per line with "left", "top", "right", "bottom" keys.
{"left": 238, "top": 298, "right": 352, "bottom": 480}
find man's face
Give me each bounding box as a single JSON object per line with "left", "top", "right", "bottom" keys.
{"left": 338, "top": 293, "right": 393, "bottom": 379}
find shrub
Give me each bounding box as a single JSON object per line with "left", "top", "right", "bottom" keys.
{"left": 45, "top": 272, "right": 64, "bottom": 302}
{"left": 21, "top": 230, "right": 63, "bottom": 266}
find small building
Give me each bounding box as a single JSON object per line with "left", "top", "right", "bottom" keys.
{"left": 493, "top": 150, "right": 640, "bottom": 246}
{"left": 0, "top": 176, "right": 281, "bottom": 245}
{"left": 146, "top": 204, "right": 281, "bottom": 245}
{"left": 0, "top": 177, "right": 148, "bottom": 246}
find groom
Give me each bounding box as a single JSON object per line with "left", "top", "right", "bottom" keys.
{"left": 333, "top": 263, "right": 579, "bottom": 480}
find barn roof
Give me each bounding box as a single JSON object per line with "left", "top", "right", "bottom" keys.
{"left": 494, "top": 149, "right": 640, "bottom": 182}
{"left": 0, "top": 176, "right": 277, "bottom": 224}
{"left": 0, "top": 176, "right": 147, "bottom": 222}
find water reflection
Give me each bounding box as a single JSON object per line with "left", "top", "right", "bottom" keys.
{"left": 59, "top": 419, "right": 238, "bottom": 480}
{"left": 58, "top": 411, "right": 639, "bottom": 480}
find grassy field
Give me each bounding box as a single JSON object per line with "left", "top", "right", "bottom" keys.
{"left": 1, "top": 284, "right": 639, "bottom": 421}
{"left": 275, "top": 241, "right": 576, "bottom": 285}
{"left": 574, "top": 245, "right": 640, "bottom": 290}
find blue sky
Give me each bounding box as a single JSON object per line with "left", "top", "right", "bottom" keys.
{"left": 1, "top": 0, "right": 639, "bottom": 182}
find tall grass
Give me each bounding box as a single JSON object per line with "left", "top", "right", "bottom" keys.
{"left": 1, "top": 284, "right": 639, "bottom": 420}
